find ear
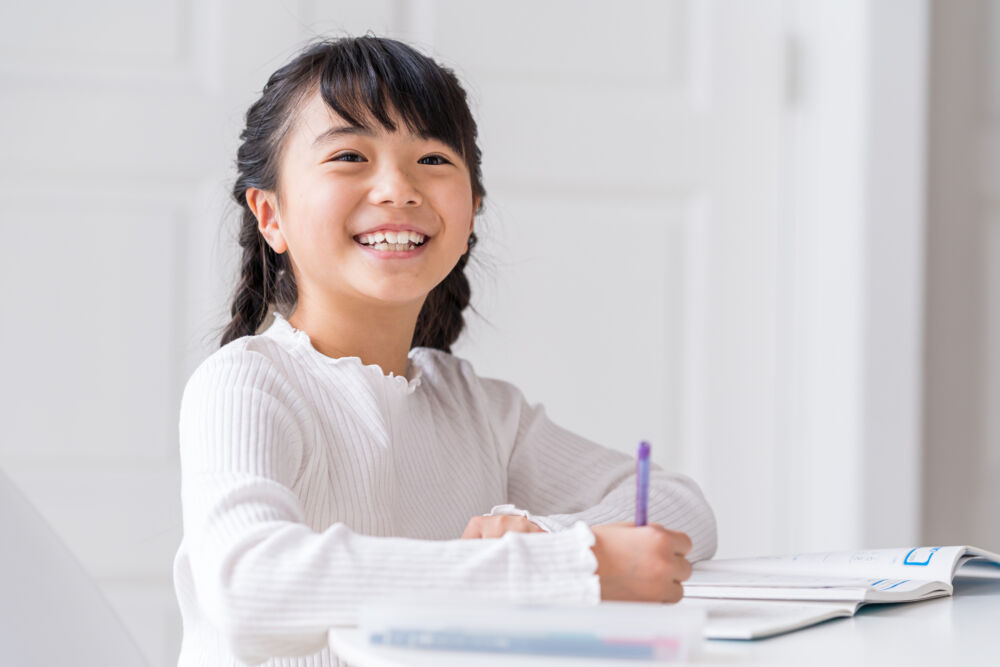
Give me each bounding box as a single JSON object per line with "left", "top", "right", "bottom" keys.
{"left": 246, "top": 188, "right": 287, "bottom": 254}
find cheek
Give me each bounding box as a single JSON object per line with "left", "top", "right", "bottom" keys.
{"left": 315, "top": 182, "right": 357, "bottom": 224}
{"left": 289, "top": 183, "right": 358, "bottom": 245}
{"left": 439, "top": 182, "right": 475, "bottom": 232}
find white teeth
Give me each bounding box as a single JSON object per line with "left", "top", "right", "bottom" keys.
{"left": 357, "top": 230, "right": 427, "bottom": 249}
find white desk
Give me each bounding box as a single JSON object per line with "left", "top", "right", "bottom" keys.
{"left": 328, "top": 572, "right": 1000, "bottom": 666}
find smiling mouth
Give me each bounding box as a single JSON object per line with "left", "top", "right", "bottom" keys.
{"left": 354, "top": 230, "right": 428, "bottom": 252}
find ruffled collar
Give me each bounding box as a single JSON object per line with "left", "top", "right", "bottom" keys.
{"left": 265, "top": 312, "right": 423, "bottom": 394}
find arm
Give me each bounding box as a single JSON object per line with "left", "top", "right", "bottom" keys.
{"left": 479, "top": 377, "right": 718, "bottom": 562}
{"left": 179, "top": 351, "right": 599, "bottom": 665}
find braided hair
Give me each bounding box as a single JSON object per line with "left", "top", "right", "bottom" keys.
{"left": 220, "top": 36, "right": 485, "bottom": 352}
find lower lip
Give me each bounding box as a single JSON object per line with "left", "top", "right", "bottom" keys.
{"left": 355, "top": 239, "right": 429, "bottom": 259}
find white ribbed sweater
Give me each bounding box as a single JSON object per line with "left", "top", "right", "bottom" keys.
{"left": 172, "top": 314, "right": 717, "bottom": 666}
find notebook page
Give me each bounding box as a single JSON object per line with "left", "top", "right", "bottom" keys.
{"left": 678, "top": 598, "right": 859, "bottom": 640}
{"left": 694, "top": 546, "right": 969, "bottom": 583}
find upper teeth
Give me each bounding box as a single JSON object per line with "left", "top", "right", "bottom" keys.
{"left": 357, "top": 230, "right": 426, "bottom": 245}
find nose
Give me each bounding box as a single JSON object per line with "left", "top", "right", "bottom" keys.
{"left": 368, "top": 162, "right": 422, "bottom": 207}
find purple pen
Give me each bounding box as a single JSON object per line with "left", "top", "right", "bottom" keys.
{"left": 636, "top": 441, "right": 650, "bottom": 526}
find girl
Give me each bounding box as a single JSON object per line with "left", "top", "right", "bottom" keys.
{"left": 173, "top": 36, "right": 717, "bottom": 666}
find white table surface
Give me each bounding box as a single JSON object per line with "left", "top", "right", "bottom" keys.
{"left": 328, "top": 571, "right": 1000, "bottom": 666}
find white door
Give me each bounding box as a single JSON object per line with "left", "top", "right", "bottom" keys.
{"left": 0, "top": 1, "right": 784, "bottom": 663}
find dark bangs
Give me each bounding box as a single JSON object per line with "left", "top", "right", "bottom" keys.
{"left": 314, "top": 37, "right": 485, "bottom": 204}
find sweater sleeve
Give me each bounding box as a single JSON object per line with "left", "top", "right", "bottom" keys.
{"left": 178, "top": 349, "right": 599, "bottom": 665}
{"left": 479, "top": 376, "right": 718, "bottom": 563}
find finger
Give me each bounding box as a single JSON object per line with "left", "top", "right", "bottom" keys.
{"left": 481, "top": 517, "right": 508, "bottom": 538}
{"left": 461, "top": 517, "right": 483, "bottom": 539}
{"left": 500, "top": 516, "right": 544, "bottom": 533}
{"left": 506, "top": 522, "right": 539, "bottom": 534}
{"left": 512, "top": 517, "right": 544, "bottom": 533}
{"left": 664, "top": 529, "right": 693, "bottom": 556}
{"left": 646, "top": 524, "right": 691, "bottom": 548}
{"left": 672, "top": 555, "right": 693, "bottom": 583}
{"left": 662, "top": 581, "right": 685, "bottom": 604}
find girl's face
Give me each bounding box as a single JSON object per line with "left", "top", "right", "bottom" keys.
{"left": 252, "top": 89, "right": 478, "bottom": 313}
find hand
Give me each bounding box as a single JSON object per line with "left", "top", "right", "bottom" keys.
{"left": 461, "top": 514, "right": 545, "bottom": 539}
{"left": 590, "top": 521, "right": 693, "bottom": 603}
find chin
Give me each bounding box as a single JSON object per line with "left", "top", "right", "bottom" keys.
{"left": 359, "top": 288, "right": 428, "bottom": 308}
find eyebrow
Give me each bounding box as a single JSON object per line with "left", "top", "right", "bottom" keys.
{"left": 312, "top": 125, "right": 375, "bottom": 147}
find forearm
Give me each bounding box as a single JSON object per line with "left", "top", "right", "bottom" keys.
{"left": 518, "top": 469, "right": 718, "bottom": 562}
{"left": 187, "top": 475, "right": 600, "bottom": 664}
{"left": 502, "top": 410, "right": 717, "bottom": 561}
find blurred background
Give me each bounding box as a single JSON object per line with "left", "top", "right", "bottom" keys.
{"left": 1, "top": 0, "right": 997, "bottom": 664}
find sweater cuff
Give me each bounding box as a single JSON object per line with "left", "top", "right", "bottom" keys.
{"left": 501, "top": 520, "right": 600, "bottom": 605}
{"left": 486, "top": 504, "right": 564, "bottom": 534}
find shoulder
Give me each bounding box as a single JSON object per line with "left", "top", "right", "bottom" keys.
{"left": 410, "top": 347, "right": 526, "bottom": 410}
{"left": 177, "top": 334, "right": 309, "bottom": 481}
{"left": 182, "top": 333, "right": 304, "bottom": 406}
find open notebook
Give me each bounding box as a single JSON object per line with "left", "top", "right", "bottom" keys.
{"left": 681, "top": 545, "right": 1000, "bottom": 639}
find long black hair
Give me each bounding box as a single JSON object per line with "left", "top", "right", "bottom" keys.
{"left": 220, "top": 36, "right": 485, "bottom": 351}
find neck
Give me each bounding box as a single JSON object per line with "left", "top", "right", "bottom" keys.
{"left": 288, "top": 292, "right": 424, "bottom": 378}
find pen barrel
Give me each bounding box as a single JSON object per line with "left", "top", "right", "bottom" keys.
{"left": 635, "top": 442, "right": 650, "bottom": 526}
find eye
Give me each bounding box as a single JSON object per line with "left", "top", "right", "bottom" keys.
{"left": 418, "top": 154, "right": 451, "bottom": 166}
{"left": 331, "top": 151, "right": 366, "bottom": 163}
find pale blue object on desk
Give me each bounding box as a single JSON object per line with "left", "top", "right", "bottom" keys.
{"left": 359, "top": 599, "right": 703, "bottom": 662}
{"left": 371, "top": 630, "right": 666, "bottom": 659}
